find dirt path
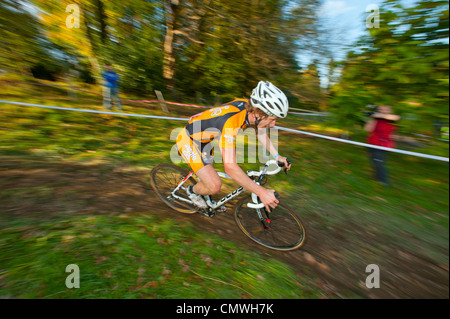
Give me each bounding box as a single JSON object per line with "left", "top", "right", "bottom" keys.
{"left": 1, "top": 158, "right": 448, "bottom": 298}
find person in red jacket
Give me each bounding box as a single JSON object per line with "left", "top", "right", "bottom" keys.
{"left": 364, "top": 105, "right": 400, "bottom": 187}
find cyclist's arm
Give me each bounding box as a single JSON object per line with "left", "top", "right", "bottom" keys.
{"left": 218, "top": 114, "right": 279, "bottom": 211}
{"left": 222, "top": 146, "right": 278, "bottom": 211}
{"left": 256, "top": 128, "right": 279, "bottom": 158}
{"left": 257, "top": 128, "right": 291, "bottom": 170}
{"left": 222, "top": 146, "right": 264, "bottom": 196}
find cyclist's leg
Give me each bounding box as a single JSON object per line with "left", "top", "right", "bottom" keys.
{"left": 176, "top": 129, "right": 221, "bottom": 195}
{"left": 193, "top": 164, "right": 222, "bottom": 196}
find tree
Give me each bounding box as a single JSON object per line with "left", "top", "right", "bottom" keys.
{"left": 329, "top": 0, "right": 449, "bottom": 134}
{"left": 27, "top": 0, "right": 323, "bottom": 102}
{"left": 161, "top": 0, "right": 213, "bottom": 96}
{"left": 33, "top": 0, "right": 164, "bottom": 90}
{"left": 174, "top": 0, "right": 322, "bottom": 103}
{"left": 0, "top": 0, "right": 43, "bottom": 74}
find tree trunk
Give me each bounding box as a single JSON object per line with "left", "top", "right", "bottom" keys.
{"left": 80, "top": 2, "right": 102, "bottom": 81}
{"left": 95, "top": 0, "right": 108, "bottom": 45}
{"left": 163, "top": 0, "right": 179, "bottom": 98}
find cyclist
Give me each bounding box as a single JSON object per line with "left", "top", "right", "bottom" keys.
{"left": 176, "top": 81, "right": 291, "bottom": 212}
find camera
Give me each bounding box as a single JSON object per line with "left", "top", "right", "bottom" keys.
{"left": 363, "top": 104, "right": 378, "bottom": 116}
{"left": 362, "top": 104, "right": 378, "bottom": 117}
{"left": 358, "top": 104, "right": 378, "bottom": 124}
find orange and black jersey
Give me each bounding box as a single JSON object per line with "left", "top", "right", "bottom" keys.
{"left": 185, "top": 99, "right": 250, "bottom": 149}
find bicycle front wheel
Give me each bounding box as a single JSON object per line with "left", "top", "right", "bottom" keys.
{"left": 234, "top": 198, "right": 306, "bottom": 251}
{"left": 150, "top": 163, "right": 198, "bottom": 214}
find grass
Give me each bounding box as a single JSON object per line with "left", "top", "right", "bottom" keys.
{"left": 0, "top": 214, "right": 322, "bottom": 299}
{"left": 0, "top": 77, "right": 449, "bottom": 298}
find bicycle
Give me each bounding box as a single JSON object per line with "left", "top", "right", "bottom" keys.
{"left": 149, "top": 159, "right": 306, "bottom": 251}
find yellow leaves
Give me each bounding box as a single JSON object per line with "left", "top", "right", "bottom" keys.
{"left": 61, "top": 235, "right": 75, "bottom": 243}
{"left": 401, "top": 100, "right": 423, "bottom": 107}
{"left": 426, "top": 179, "right": 442, "bottom": 185}
{"left": 37, "top": 1, "right": 94, "bottom": 58}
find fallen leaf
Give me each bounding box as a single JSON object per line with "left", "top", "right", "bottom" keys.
{"left": 303, "top": 252, "right": 316, "bottom": 265}
{"left": 95, "top": 256, "right": 108, "bottom": 264}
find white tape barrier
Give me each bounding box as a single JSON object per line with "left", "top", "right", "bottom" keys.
{"left": 1, "top": 100, "right": 448, "bottom": 163}
{"left": 0, "top": 100, "right": 188, "bottom": 122}
{"left": 290, "top": 112, "right": 329, "bottom": 116}
{"left": 276, "top": 126, "right": 449, "bottom": 162}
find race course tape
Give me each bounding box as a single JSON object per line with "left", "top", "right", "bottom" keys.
{"left": 276, "top": 126, "right": 449, "bottom": 162}
{"left": 1, "top": 100, "right": 448, "bottom": 163}
{"left": 0, "top": 100, "right": 188, "bottom": 122}
{"left": 0, "top": 79, "right": 210, "bottom": 109}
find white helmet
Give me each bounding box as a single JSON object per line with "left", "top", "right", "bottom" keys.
{"left": 250, "top": 81, "right": 289, "bottom": 118}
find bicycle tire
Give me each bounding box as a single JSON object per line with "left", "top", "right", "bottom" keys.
{"left": 150, "top": 163, "right": 198, "bottom": 214}
{"left": 234, "top": 197, "right": 306, "bottom": 251}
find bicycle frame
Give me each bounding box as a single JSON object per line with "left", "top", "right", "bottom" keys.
{"left": 169, "top": 160, "right": 283, "bottom": 211}
{"left": 170, "top": 170, "right": 245, "bottom": 209}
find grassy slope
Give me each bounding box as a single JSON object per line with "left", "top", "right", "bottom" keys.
{"left": 1, "top": 214, "right": 320, "bottom": 299}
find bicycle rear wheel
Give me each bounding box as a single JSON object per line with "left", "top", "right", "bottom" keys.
{"left": 150, "top": 163, "right": 198, "bottom": 214}
{"left": 234, "top": 197, "right": 306, "bottom": 251}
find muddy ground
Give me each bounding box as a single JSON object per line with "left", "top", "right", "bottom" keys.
{"left": 0, "top": 157, "right": 448, "bottom": 298}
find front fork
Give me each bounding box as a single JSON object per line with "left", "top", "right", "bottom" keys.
{"left": 256, "top": 208, "right": 271, "bottom": 230}
{"left": 251, "top": 175, "right": 268, "bottom": 229}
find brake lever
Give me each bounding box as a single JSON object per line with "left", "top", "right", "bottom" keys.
{"left": 277, "top": 158, "right": 292, "bottom": 175}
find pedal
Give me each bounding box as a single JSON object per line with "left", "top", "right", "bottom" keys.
{"left": 200, "top": 208, "right": 216, "bottom": 218}
{"left": 217, "top": 206, "right": 227, "bottom": 213}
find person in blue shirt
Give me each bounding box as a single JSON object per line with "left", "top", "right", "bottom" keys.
{"left": 102, "top": 64, "right": 122, "bottom": 111}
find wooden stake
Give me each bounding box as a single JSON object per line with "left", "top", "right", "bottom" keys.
{"left": 154, "top": 90, "right": 169, "bottom": 113}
